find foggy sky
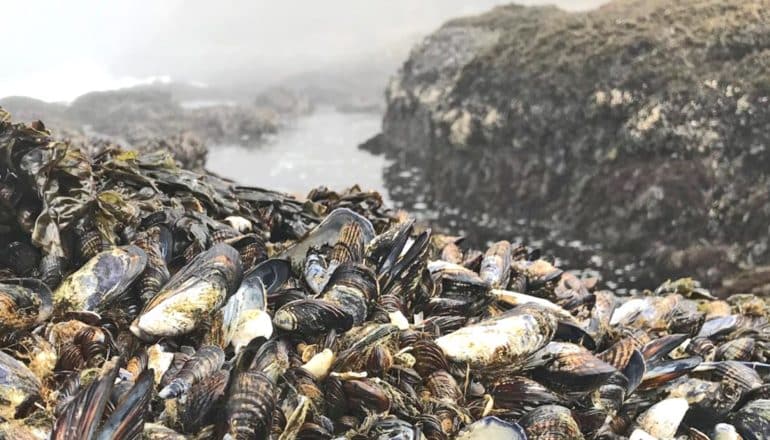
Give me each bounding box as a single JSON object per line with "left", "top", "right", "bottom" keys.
{"left": 2, "top": 1, "right": 607, "bottom": 102}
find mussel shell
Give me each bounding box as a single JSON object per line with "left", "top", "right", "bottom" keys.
{"left": 279, "top": 208, "right": 375, "bottom": 269}
{"left": 159, "top": 345, "right": 225, "bottom": 399}
{"left": 435, "top": 304, "right": 557, "bottom": 372}
{"left": 636, "top": 397, "right": 689, "bottom": 439}
{"left": 428, "top": 261, "right": 490, "bottom": 295}
{"left": 0, "top": 278, "right": 53, "bottom": 331}
{"left": 598, "top": 330, "right": 649, "bottom": 370}
{"left": 53, "top": 245, "right": 147, "bottom": 313}
{"left": 693, "top": 361, "right": 764, "bottom": 393}
{"left": 220, "top": 261, "right": 285, "bottom": 353}
{"left": 519, "top": 405, "right": 584, "bottom": 440}
{"left": 730, "top": 399, "right": 770, "bottom": 440}
{"left": 178, "top": 369, "right": 229, "bottom": 433}
{"left": 456, "top": 416, "right": 526, "bottom": 440}
{"left": 131, "top": 243, "right": 242, "bottom": 340}
{"left": 371, "top": 417, "right": 418, "bottom": 440}
{"left": 640, "top": 356, "right": 702, "bottom": 390}
{"left": 0, "top": 350, "right": 42, "bottom": 419}
{"left": 269, "top": 288, "right": 307, "bottom": 312}
{"left": 697, "top": 315, "right": 742, "bottom": 339}
{"left": 426, "top": 370, "right": 463, "bottom": 403}
{"left": 142, "top": 423, "right": 187, "bottom": 440}
{"left": 531, "top": 342, "right": 617, "bottom": 393}
{"left": 245, "top": 258, "right": 291, "bottom": 295}
{"left": 412, "top": 338, "right": 450, "bottom": 376}
{"left": 223, "top": 233, "right": 266, "bottom": 270}
{"left": 367, "top": 345, "right": 393, "bottom": 376}
{"left": 322, "top": 263, "right": 378, "bottom": 325}
{"left": 716, "top": 337, "right": 756, "bottom": 361}
{"left": 491, "top": 376, "right": 565, "bottom": 418}
{"left": 343, "top": 379, "right": 390, "bottom": 413}
{"left": 273, "top": 298, "right": 354, "bottom": 334}
{"left": 641, "top": 333, "right": 688, "bottom": 363}
{"left": 0, "top": 241, "right": 40, "bottom": 277}
{"left": 479, "top": 241, "right": 512, "bottom": 289}
{"left": 221, "top": 370, "right": 275, "bottom": 439}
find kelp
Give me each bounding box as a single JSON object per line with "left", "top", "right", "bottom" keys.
{"left": 0, "top": 112, "right": 94, "bottom": 257}
{"left": 0, "top": 107, "right": 393, "bottom": 283}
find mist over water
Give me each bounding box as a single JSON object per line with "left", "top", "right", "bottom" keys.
{"left": 206, "top": 107, "right": 388, "bottom": 198}
{"left": 2, "top": 0, "right": 608, "bottom": 102}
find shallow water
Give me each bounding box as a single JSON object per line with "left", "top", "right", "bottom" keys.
{"left": 207, "top": 107, "right": 644, "bottom": 292}
{"left": 206, "top": 107, "right": 389, "bottom": 199}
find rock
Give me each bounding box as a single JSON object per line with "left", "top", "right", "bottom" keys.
{"left": 369, "top": 0, "right": 770, "bottom": 291}
{"left": 1, "top": 84, "right": 286, "bottom": 167}
{"left": 254, "top": 87, "right": 313, "bottom": 116}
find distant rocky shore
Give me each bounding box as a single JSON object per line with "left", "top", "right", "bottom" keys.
{"left": 365, "top": 0, "right": 770, "bottom": 295}
{"left": 0, "top": 85, "right": 314, "bottom": 169}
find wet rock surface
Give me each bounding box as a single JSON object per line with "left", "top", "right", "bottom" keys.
{"left": 367, "top": 0, "right": 770, "bottom": 294}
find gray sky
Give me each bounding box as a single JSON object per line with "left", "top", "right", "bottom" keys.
{"left": 2, "top": 1, "right": 607, "bottom": 102}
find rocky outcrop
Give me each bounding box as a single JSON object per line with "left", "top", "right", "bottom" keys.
{"left": 1, "top": 85, "right": 284, "bottom": 149}
{"left": 369, "top": 0, "right": 770, "bottom": 291}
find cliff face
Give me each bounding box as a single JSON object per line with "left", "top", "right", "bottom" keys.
{"left": 372, "top": 0, "right": 770, "bottom": 290}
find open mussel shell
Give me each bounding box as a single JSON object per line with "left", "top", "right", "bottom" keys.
{"left": 519, "top": 405, "right": 584, "bottom": 440}
{"left": 218, "top": 259, "right": 288, "bottom": 354}
{"left": 131, "top": 243, "right": 242, "bottom": 340}
{"left": 279, "top": 208, "right": 375, "bottom": 269}
{"left": 245, "top": 258, "right": 291, "bottom": 294}
{"left": 0, "top": 278, "right": 52, "bottom": 331}
{"left": 457, "top": 416, "right": 526, "bottom": 440}
{"left": 53, "top": 245, "right": 147, "bottom": 314}
{"left": 0, "top": 350, "right": 42, "bottom": 419}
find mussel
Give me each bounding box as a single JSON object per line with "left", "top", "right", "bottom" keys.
{"left": 0, "top": 278, "right": 52, "bottom": 331}
{"left": 435, "top": 304, "right": 557, "bottom": 373}
{"left": 131, "top": 243, "right": 242, "bottom": 340}
{"left": 0, "top": 350, "right": 41, "bottom": 419}
{"left": 53, "top": 245, "right": 146, "bottom": 314}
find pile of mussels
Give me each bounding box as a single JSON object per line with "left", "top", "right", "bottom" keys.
{"left": 0, "top": 107, "right": 769, "bottom": 440}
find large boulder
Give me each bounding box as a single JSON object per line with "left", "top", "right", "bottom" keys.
{"left": 370, "top": 0, "right": 770, "bottom": 291}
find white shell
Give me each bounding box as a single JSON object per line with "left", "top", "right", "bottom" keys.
{"left": 713, "top": 423, "right": 740, "bottom": 440}
{"left": 435, "top": 309, "right": 553, "bottom": 368}
{"left": 225, "top": 216, "right": 252, "bottom": 233}
{"left": 147, "top": 344, "right": 174, "bottom": 385}
{"left": 388, "top": 311, "right": 410, "bottom": 330}
{"left": 301, "top": 349, "right": 335, "bottom": 380}
{"left": 636, "top": 397, "right": 689, "bottom": 439}
{"left": 629, "top": 429, "right": 657, "bottom": 440}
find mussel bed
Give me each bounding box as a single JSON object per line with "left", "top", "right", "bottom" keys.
{"left": 1, "top": 107, "right": 769, "bottom": 439}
